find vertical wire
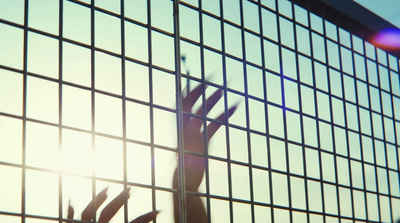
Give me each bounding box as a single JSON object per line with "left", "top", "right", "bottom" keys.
{"left": 173, "top": 1, "right": 187, "bottom": 222}
{"left": 90, "top": 0, "right": 97, "bottom": 221}
{"left": 388, "top": 52, "right": 400, "bottom": 222}
{"left": 307, "top": 3, "right": 326, "bottom": 222}
{"left": 324, "top": 6, "right": 343, "bottom": 221}
{"left": 119, "top": 0, "right": 129, "bottom": 222}
{"left": 218, "top": 0, "right": 235, "bottom": 222}
{"left": 21, "top": 0, "right": 29, "bottom": 222}
{"left": 303, "top": 1, "right": 315, "bottom": 222}
{"left": 379, "top": 54, "right": 393, "bottom": 223}
{"left": 240, "top": 1, "right": 256, "bottom": 223}
{"left": 371, "top": 41, "right": 383, "bottom": 223}
{"left": 318, "top": 2, "right": 343, "bottom": 220}
{"left": 359, "top": 31, "right": 371, "bottom": 222}
{"left": 336, "top": 22, "right": 356, "bottom": 221}
{"left": 363, "top": 40, "right": 382, "bottom": 223}
{"left": 257, "top": 1, "right": 275, "bottom": 222}
{"left": 218, "top": 1, "right": 235, "bottom": 222}
{"left": 287, "top": 1, "right": 301, "bottom": 222}
{"left": 269, "top": 0, "right": 282, "bottom": 221}
{"left": 58, "top": 0, "right": 64, "bottom": 222}
{"left": 321, "top": 6, "right": 338, "bottom": 222}
{"left": 376, "top": 45, "right": 396, "bottom": 223}
{"left": 346, "top": 21, "right": 358, "bottom": 222}
{"left": 387, "top": 52, "right": 399, "bottom": 223}
{"left": 146, "top": 0, "right": 157, "bottom": 218}
{"left": 349, "top": 21, "right": 365, "bottom": 222}
{"left": 275, "top": 0, "right": 294, "bottom": 221}
{"left": 197, "top": 0, "right": 212, "bottom": 222}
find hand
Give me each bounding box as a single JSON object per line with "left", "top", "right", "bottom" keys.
{"left": 66, "top": 85, "right": 237, "bottom": 223}
{"left": 173, "top": 84, "right": 237, "bottom": 223}
{"left": 67, "top": 187, "right": 158, "bottom": 223}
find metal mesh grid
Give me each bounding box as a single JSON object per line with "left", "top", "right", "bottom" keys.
{"left": 0, "top": 0, "right": 399, "bottom": 222}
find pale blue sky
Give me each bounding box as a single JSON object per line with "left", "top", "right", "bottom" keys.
{"left": 354, "top": 0, "right": 400, "bottom": 28}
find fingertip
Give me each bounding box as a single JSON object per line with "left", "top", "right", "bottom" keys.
{"left": 205, "top": 72, "right": 215, "bottom": 83}
{"left": 99, "top": 187, "right": 109, "bottom": 199}
{"left": 233, "top": 100, "right": 241, "bottom": 107}
{"left": 229, "top": 102, "right": 240, "bottom": 113}
{"left": 67, "top": 200, "right": 74, "bottom": 219}
{"left": 217, "top": 88, "right": 223, "bottom": 96}
{"left": 229, "top": 104, "right": 238, "bottom": 113}
{"left": 125, "top": 187, "right": 132, "bottom": 198}
{"left": 100, "top": 187, "right": 109, "bottom": 194}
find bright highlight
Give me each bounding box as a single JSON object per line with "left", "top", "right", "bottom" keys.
{"left": 371, "top": 28, "right": 400, "bottom": 50}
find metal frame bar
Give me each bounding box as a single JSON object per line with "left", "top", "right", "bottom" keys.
{"left": 173, "top": 1, "right": 187, "bottom": 223}
{"left": 58, "top": 0, "right": 64, "bottom": 222}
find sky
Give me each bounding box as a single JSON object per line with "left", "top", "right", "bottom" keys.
{"left": 353, "top": 0, "right": 400, "bottom": 28}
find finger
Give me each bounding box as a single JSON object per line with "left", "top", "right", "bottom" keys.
{"left": 182, "top": 84, "right": 203, "bottom": 128}
{"left": 129, "top": 210, "right": 159, "bottom": 223}
{"left": 99, "top": 187, "right": 131, "bottom": 223}
{"left": 81, "top": 188, "right": 108, "bottom": 221}
{"left": 206, "top": 105, "right": 238, "bottom": 140}
{"left": 67, "top": 200, "right": 74, "bottom": 222}
{"left": 191, "top": 89, "right": 223, "bottom": 132}
{"left": 182, "top": 84, "right": 203, "bottom": 113}
{"left": 195, "top": 89, "right": 223, "bottom": 117}
{"left": 182, "top": 74, "right": 213, "bottom": 103}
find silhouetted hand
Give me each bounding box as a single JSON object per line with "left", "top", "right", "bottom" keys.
{"left": 66, "top": 85, "right": 236, "bottom": 223}
{"left": 173, "top": 85, "right": 237, "bottom": 223}
{"left": 67, "top": 187, "right": 158, "bottom": 223}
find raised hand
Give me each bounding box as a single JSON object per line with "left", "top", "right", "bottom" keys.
{"left": 66, "top": 84, "right": 237, "bottom": 223}
{"left": 173, "top": 84, "right": 237, "bottom": 223}
{"left": 67, "top": 187, "right": 158, "bottom": 223}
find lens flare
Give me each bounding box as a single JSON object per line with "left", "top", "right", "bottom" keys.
{"left": 371, "top": 28, "right": 400, "bottom": 50}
